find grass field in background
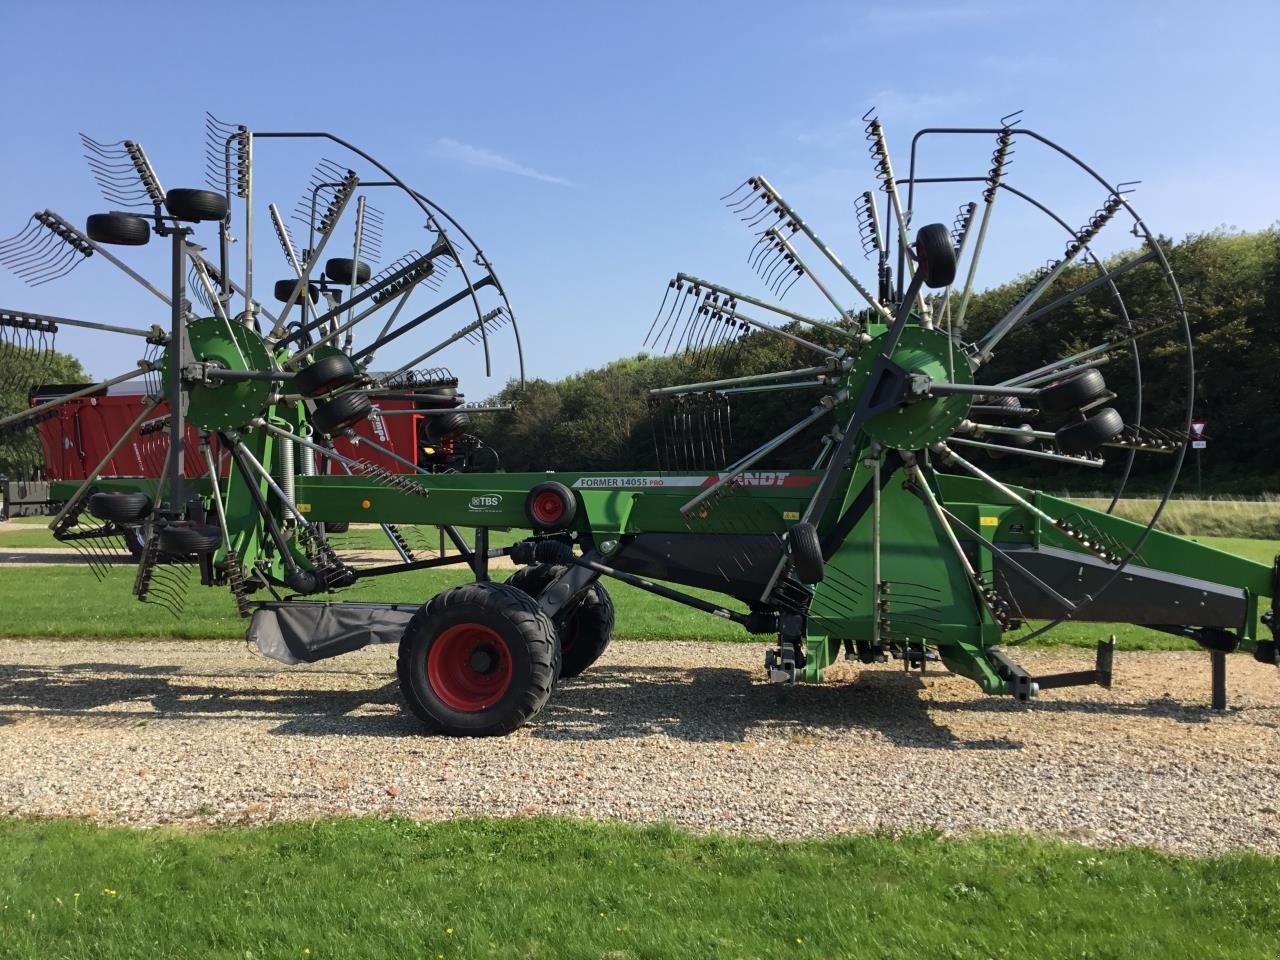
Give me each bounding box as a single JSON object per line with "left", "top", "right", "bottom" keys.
{"left": 1071, "top": 495, "right": 1280, "bottom": 539}
{"left": 2, "top": 816, "right": 1277, "bottom": 960}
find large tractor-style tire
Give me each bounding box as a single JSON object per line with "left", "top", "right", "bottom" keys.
{"left": 397, "top": 582, "right": 561, "bottom": 736}
{"left": 1055, "top": 407, "right": 1125, "bottom": 454}
{"left": 507, "top": 562, "right": 614, "bottom": 679}
{"left": 915, "top": 222, "right": 957, "bottom": 289}
{"left": 325, "top": 257, "right": 371, "bottom": 285}
{"left": 164, "top": 188, "right": 230, "bottom": 222}
{"left": 1038, "top": 369, "right": 1108, "bottom": 414}
{"left": 311, "top": 390, "right": 371, "bottom": 435}
{"left": 294, "top": 354, "right": 357, "bottom": 397}
{"left": 86, "top": 212, "right": 150, "bottom": 246}
{"left": 786, "top": 522, "right": 825, "bottom": 584}
{"left": 87, "top": 491, "right": 152, "bottom": 524}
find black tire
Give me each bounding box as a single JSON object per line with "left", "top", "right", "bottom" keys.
{"left": 123, "top": 525, "right": 147, "bottom": 560}
{"left": 321, "top": 521, "right": 350, "bottom": 535}
{"left": 164, "top": 188, "right": 229, "bottom": 222}
{"left": 311, "top": 391, "right": 371, "bottom": 435}
{"left": 525, "top": 481, "right": 577, "bottom": 532}
{"left": 86, "top": 212, "right": 150, "bottom": 246}
{"left": 294, "top": 354, "right": 357, "bottom": 397}
{"left": 1038, "top": 369, "right": 1108, "bottom": 414}
{"left": 87, "top": 491, "right": 152, "bottom": 524}
{"left": 325, "top": 257, "right": 372, "bottom": 285}
{"left": 157, "top": 521, "right": 222, "bottom": 555}
{"left": 915, "top": 222, "right": 956, "bottom": 289}
{"left": 397, "top": 581, "right": 560, "bottom": 736}
{"left": 507, "top": 563, "right": 614, "bottom": 679}
{"left": 1055, "top": 407, "right": 1125, "bottom": 454}
{"left": 425, "top": 410, "right": 471, "bottom": 441}
{"left": 274, "top": 279, "right": 319, "bottom": 304}
{"left": 787, "top": 522, "right": 825, "bottom": 584}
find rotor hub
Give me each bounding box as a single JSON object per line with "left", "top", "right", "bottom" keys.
{"left": 846, "top": 325, "right": 972, "bottom": 451}
{"left": 161, "top": 316, "right": 275, "bottom": 430}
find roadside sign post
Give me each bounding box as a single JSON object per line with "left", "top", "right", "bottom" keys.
{"left": 1190, "top": 419, "right": 1208, "bottom": 495}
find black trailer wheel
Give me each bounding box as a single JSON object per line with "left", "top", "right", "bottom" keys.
{"left": 397, "top": 581, "right": 560, "bottom": 736}
{"left": 915, "top": 223, "right": 956, "bottom": 289}
{"left": 525, "top": 481, "right": 577, "bottom": 532}
{"left": 87, "top": 491, "right": 152, "bottom": 524}
{"left": 324, "top": 257, "right": 371, "bottom": 285}
{"left": 157, "top": 521, "right": 222, "bottom": 555}
{"left": 507, "top": 563, "right": 614, "bottom": 679}
{"left": 294, "top": 354, "right": 357, "bottom": 397}
{"left": 164, "top": 188, "right": 230, "bottom": 222}
{"left": 123, "top": 525, "right": 147, "bottom": 560}
{"left": 274, "top": 279, "right": 320, "bottom": 304}
{"left": 86, "top": 212, "right": 150, "bottom": 246}
{"left": 1038, "top": 369, "right": 1108, "bottom": 414}
{"left": 1055, "top": 407, "right": 1125, "bottom": 454}
{"left": 787, "top": 522, "right": 825, "bottom": 584}
{"left": 425, "top": 410, "right": 471, "bottom": 441}
{"left": 311, "top": 391, "right": 371, "bottom": 435}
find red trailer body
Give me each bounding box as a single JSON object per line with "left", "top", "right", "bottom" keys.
{"left": 29, "top": 386, "right": 422, "bottom": 481}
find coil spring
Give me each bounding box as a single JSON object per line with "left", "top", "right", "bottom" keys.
{"left": 983, "top": 126, "right": 1016, "bottom": 203}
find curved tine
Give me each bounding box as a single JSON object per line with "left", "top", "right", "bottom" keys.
{"left": 79, "top": 133, "right": 129, "bottom": 154}
{"left": 644, "top": 281, "right": 675, "bottom": 345}
{"left": 777, "top": 264, "right": 804, "bottom": 299}
{"left": 0, "top": 220, "right": 42, "bottom": 256}
{"left": 693, "top": 304, "right": 726, "bottom": 362}
{"left": 727, "top": 186, "right": 765, "bottom": 214}
{"left": 649, "top": 284, "right": 686, "bottom": 349}
{"left": 18, "top": 248, "right": 80, "bottom": 287}
{"left": 3, "top": 226, "right": 60, "bottom": 269}
{"left": 677, "top": 304, "right": 705, "bottom": 354}
{"left": 763, "top": 251, "right": 793, "bottom": 291}
{"left": 754, "top": 242, "right": 786, "bottom": 281}
{"left": 733, "top": 195, "right": 773, "bottom": 224}
{"left": 746, "top": 229, "right": 776, "bottom": 268}
{"left": 743, "top": 203, "right": 782, "bottom": 231}
{"left": 662, "top": 288, "right": 696, "bottom": 353}
{"left": 685, "top": 307, "right": 711, "bottom": 362}
{"left": 679, "top": 303, "right": 708, "bottom": 356}
{"left": 26, "top": 246, "right": 83, "bottom": 286}
{"left": 719, "top": 179, "right": 755, "bottom": 203}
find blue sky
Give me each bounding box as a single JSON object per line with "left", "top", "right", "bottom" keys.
{"left": 1, "top": 0, "right": 1275, "bottom": 392}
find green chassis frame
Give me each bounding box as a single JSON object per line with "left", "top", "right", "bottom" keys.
{"left": 65, "top": 448, "right": 1279, "bottom": 703}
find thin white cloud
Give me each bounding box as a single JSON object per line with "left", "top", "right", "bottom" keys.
{"left": 431, "top": 137, "right": 572, "bottom": 187}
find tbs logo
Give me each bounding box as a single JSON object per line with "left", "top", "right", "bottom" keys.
{"left": 468, "top": 495, "right": 502, "bottom": 511}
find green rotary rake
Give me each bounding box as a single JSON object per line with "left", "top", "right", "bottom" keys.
{"left": 1, "top": 111, "right": 1276, "bottom": 736}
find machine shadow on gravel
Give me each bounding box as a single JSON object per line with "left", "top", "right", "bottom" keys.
{"left": 0, "top": 658, "right": 1251, "bottom": 742}
{"left": 0, "top": 662, "right": 403, "bottom": 729}
{"left": 527, "top": 666, "right": 1024, "bottom": 750}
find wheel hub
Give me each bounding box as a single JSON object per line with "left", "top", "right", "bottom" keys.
{"left": 427, "top": 623, "right": 513, "bottom": 712}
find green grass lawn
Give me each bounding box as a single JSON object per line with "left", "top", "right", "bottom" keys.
{"left": 1, "top": 816, "right": 1277, "bottom": 960}
{"left": 0, "top": 535, "right": 1274, "bottom": 649}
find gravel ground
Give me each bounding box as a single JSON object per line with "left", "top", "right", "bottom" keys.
{"left": 1, "top": 637, "right": 1278, "bottom": 855}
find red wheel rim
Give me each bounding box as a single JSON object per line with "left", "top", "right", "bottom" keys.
{"left": 531, "top": 490, "right": 565, "bottom": 526}
{"left": 426, "top": 623, "right": 513, "bottom": 711}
